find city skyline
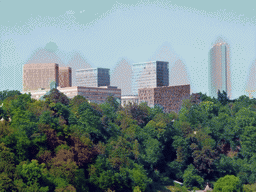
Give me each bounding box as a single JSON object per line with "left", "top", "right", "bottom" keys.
{"left": 1, "top": 1, "right": 256, "bottom": 99}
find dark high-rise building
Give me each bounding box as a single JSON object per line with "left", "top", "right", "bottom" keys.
{"left": 132, "top": 61, "right": 169, "bottom": 95}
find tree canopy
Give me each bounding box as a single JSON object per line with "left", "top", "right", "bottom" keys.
{"left": 0, "top": 90, "right": 256, "bottom": 191}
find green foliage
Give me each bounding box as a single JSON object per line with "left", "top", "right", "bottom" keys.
{"left": 50, "top": 102, "right": 70, "bottom": 121}
{"left": 217, "top": 90, "right": 229, "bottom": 106}
{"left": 183, "top": 164, "right": 204, "bottom": 190}
{"left": 240, "top": 125, "right": 256, "bottom": 158}
{"left": 214, "top": 175, "right": 242, "bottom": 192}
{"left": 105, "top": 95, "right": 120, "bottom": 112}
{"left": 16, "top": 159, "right": 53, "bottom": 191}
{"left": 39, "top": 110, "right": 59, "bottom": 130}
{"left": 43, "top": 88, "right": 70, "bottom": 105}
{"left": 128, "top": 163, "right": 152, "bottom": 191}
{"left": 72, "top": 168, "right": 89, "bottom": 192}
{"left": 123, "top": 102, "right": 150, "bottom": 127}
{"left": 0, "top": 89, "right": 21, "bottom": 103}
{"left": 78, "top": 102, "right": 104, "bottom": 143}
{"left": 149, "top": 104, "right": 164, "bottom": 120}
{"left": 54, "top": 144, "right": 70, "bottom": 154}
{"left": 243, "top": 183, "right": 256, "bottom": 192}
{"left": 2, "top": 89, "right": 256, "bottom": 191}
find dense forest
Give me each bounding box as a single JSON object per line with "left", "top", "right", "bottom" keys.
{"left": 1, "top": 89, "right": 256, "bottom": 191}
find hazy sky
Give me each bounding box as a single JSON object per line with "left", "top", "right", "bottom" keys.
{"left": 1, "top": 0, "right": 256, "bottom": 99}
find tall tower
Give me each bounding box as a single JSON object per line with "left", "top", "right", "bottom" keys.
{"left": 132, "top": 61, "right": 169, "bottom": 95}
{"left": 208, "top": 40, "right": 231, "bottom": 99}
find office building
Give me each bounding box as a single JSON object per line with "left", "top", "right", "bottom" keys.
{"left": 138, "top": 84, "right": 190, "bottom": 113}
{"left": 76, "top": 68, "right": 110, "bottom": 87}
{"left": 23, "top": 63, "right": 59, "bottom": 91}
{"left": 208, "top": 42, "right": 231, "bottom": 98}
{"left": 59, "top": 67, "right": 72, "bottom": 87}
{"left": 132, "top": 61, "right": 169, "bottom": 95}
{"left": 22, "top": 85, "right": 121, "bottom": 104}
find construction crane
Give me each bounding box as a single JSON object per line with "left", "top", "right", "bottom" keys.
{"left": 245, "top": 89, "right": 256, "bottom": 99}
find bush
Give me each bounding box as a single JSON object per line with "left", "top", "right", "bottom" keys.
{"left": 214, "top": 175, "right": 242, "bottom": 192}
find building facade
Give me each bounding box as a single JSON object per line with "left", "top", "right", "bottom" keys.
{"left": 138, "top": 84, "right": 190, "bottom": 113}
{"left": 59, "top": 67, "right": 72, "bottom": 87}
{"left": 23, "top": 63, "right": 59, "bottom": 91}
{"left": 208, "top": 42, "right": 231, "bottom": 99}
{"left": 76, "top": 68, "right": 110, "bottom": 87}
{"left": 132, "top": 61, "right": 169, "bottom": 95}
{"left": 22, "top": 85, "right": 121, "bottom": 104}
{"left": 121, "top": 95, "right": 139, "bottom": 107}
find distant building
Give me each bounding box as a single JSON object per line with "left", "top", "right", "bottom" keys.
{"left": 21, "top": 85, "right": 121, "bottom": 104}
{"left": 76, "top": 68, "right": 110, "bottom": 87}
{"left": 59, "top": 67, "right": 72, "bottom": 87}
{"left": 138, "top": 84, "right": 190, "bottom": 113}
{"left": 208, "top": 42, "right": 231, "bottom": 99}
{"left": 132, "top": 61, "right": 169, "bottom": 95}
{"left": 121, "top": 95, "right": 139, "bottom": 107}
{"left": 23, "top": 63, "right": 59, "bottom": 91}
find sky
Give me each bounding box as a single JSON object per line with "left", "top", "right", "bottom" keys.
{"left": 1, "top": 0, "right": 256, "bottom": 99}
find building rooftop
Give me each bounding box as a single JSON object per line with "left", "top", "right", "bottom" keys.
{"left": 76, "top": 68, "right": 110, "bottom": 72}
{"left": 132, "top": 61, "right": 169, "bottom": 65}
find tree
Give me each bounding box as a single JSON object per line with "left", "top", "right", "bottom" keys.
{"left": 123, "top": 102, "right": 150, "bottom": 128}
{"left": 16, "top": 159, "right": 53, "bottom": 191}
{"left": 189, "top": 131, "right": 218, "bottom": 176}
{"left": 43, "top": 88, "right": 70, "bottom": 106}
{"left": 78, "top": 102, "right": 104, "bottom": 143}
{"left": 0, "top": 89, "right": 21, "bottom": 103}
{"left": 240, "top": 126, "right": 256, "bottom": 157}
{"left": 183, "top": 164, "right": 204, "bottom": 190}
{"left": 0, "top": 142, "right": 17, "bottom": 191}
{"left": 105, "top": 95, "right": 120, "bottom": 112}
{"left": 214, "top": 175, "right": 242, "bottom": 192}
{"left": 217, "top": 90, "right": 229, "bottom": 106}
{"left": 69, "top": 95, "right": 87, "bottom": 119}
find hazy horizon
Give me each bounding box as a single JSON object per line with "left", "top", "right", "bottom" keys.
{"left": 1, "top": 0, "right": 256, "bottom": 99}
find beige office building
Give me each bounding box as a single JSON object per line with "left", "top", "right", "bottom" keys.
{"left": 23, "top": 63, "right": 59, "bottom": 91}
{"left": 22, "top": 86, "right": 121, "bottom": 104}
{"left": 59, "top": 67, "right": 72, "bottom": 87}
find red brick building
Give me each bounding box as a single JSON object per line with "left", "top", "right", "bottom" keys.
{"left": 138, "top": 84, "right": 190, "bottom": 113}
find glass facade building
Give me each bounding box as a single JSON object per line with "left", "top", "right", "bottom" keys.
{"left": 76, "top": 68, "right": 110, "bottom": 87}
{"left": 132, "top": 61, "right": 169, "bottom": 95}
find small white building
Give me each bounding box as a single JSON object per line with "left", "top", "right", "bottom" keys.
{"left": 121, "top": 95, "right": 139, "bottom": 107}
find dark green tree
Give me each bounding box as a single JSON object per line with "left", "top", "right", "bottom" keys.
{"left": 43, "top": 88, "right": 70, "bottom": 106}
{"left": 0, "top": 89, "right": 21, "bottom": 103}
